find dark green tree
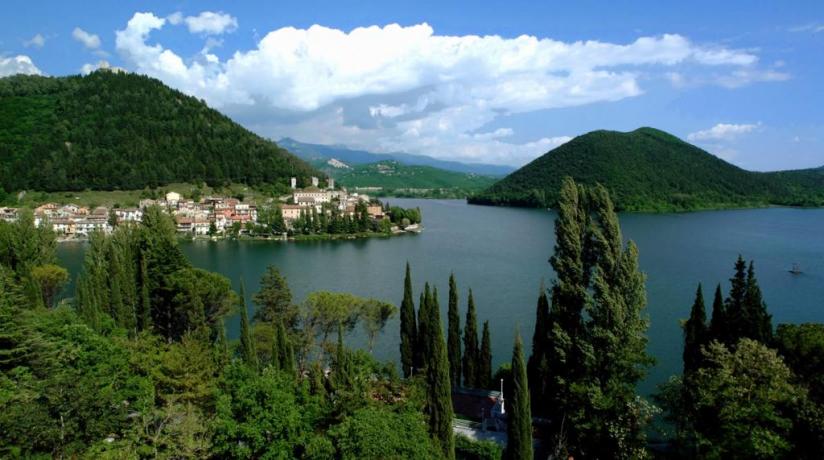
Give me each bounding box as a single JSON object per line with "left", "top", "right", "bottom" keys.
{"left": 463, "top": 289, "right": 480, "bottom": 388}
{"left": 723, "top": 255, "right": 748, "bottom": 345}
{"left": 400, "top": 262, "right": 417, "bottom": 377}
{"left": 424, "top": 283, "right": 455, "bottom": 459}
{"left": 447, "top": 273, "right": 461, "bottom": 388}
{"left": 479, "top": 321, "right": 492, "bottom": 390}
{"left": 683, "top": 284, "right": 709, "bottom": 375}
{"left": 417, "top": 284, "right": 432, "bottom": 371}
{"left": 527, "top": 281, "right": 550, "bottom": 415}
{"left": 744, "top": 261, "right": 772, "bottom": 344}
{"left": 506, "top": 331, "right": 533, "bottom": 460}
{"left": 252, "top": 265, "right": 297, "bottom": 329}
{"left": 709, "top": 284, "right": 725, "bottom": 344}
{"left": 238, "top": 279, "right": 257, "bottom": 370}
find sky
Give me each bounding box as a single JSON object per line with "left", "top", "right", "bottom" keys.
{"left": 2, "top": 0, "right": 823, "bottom": 171}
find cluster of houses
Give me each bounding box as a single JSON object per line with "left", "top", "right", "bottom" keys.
{"left": 0, "top": 177, "right": 386, "bottom": 238}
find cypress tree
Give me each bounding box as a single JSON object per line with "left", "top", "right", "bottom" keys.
{"left": 683, "top": 284, "right": 708, "bottom": 375}
{"left": 216, "top": 318, "right": 229, "bottom": 361}
{"left": 400, "top": 262, "right": 417, "bottom": 377}
{"left": 744, "top": 261, "right": 772, "bottom": 344}
{"left": 418, "top": 284, "right": 432, "bottom": 371}
{"left": 506, "top": 331, "right": 533, "bottom": 460}
{"left": 447, "top": 273, "right": 461, "bottom": 388}
{"left": 271, "top": 320, "right": 282, "bottom": 370}
{"left": 424, "top": 282, "right": 455, "bottom": 460}
{"left": 527, "top": 281, "right": 550, "bottom": 415}
{"left": 463, "top": 289, "right": 479, "bottom": 388}
{"left": 137, "top": 253, "right": 152, "bottom": 332}
{"left": 238, "top": 279, "right": 257, "bottom": 370}
{"left": 709, "top": 283, "right": 725, "bottom": 343}
{"left": 278, "top": 319, "right": 296, "bottom": 374}
{"left": 479, "top": 320, "right": 492, "bottom": 389}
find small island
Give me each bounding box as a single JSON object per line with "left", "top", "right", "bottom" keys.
{"left": 0, "top": 176, "right": 422, "bottom": 242}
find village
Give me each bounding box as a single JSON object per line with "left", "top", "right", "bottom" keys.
{"left": 0, "top": 177, "right": 419, "bottom": 240}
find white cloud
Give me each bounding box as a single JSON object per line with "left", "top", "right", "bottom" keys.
{"left": 789, "top": 23, "right": 824, "bottom": 33}
{"left": 23, "top": 33, "right": 46, "bottom": 48}
{"left": 184, "top": 11, "right": 238, "bottom": 35}
{"left": 687, "top": 123, "right": 759, "bottom": 142}
{"left": 113, "top": 14, "right": 784, "bottom": 165}
{"left": 0, "top": 55, "right": 43, "bottom": 77}
{"left": 72, "top": 27, "right": 101, "bottom": 49}
{"left": 80, "top": 60, "right": 110, "bottom": 75}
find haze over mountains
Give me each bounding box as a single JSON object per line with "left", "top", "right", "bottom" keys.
{"left": 278, "top": 138, "right": 516, "bottom": 177}
{"left": 470, "top": 127, "right": 824, "bottom": 212}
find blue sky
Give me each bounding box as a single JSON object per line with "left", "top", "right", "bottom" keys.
{"left": 2, "top": 0, "right": 823, "bottom": 170}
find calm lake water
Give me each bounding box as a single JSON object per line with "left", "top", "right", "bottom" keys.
{"left": 56, "top": 199, "right": 824, "bottom": 395}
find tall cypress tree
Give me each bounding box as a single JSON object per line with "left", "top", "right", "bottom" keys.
{"left": 415, "top": 290, "right": 427, "bottom": 371}
{"left": 479, "top": 320, "right": 492, "bottom": 390}
{"left": 683, "top": 284, "right": 708, "bottom": 375}
{"left": 506, "top": 331, "right": 533, "bottom": 460}
{"left": 709, "top": 283, "right": 725, "bottom": 343}
{"left": 463, "top": 289, "right": 480, "bottom": 388}
{"left": 744, "top": 261, "right": 772, "bottom": 344}
{"left": 278, "top": 319, "right": 296, "bottom": 374}
{"left": 216, "top": 317, "right": 229, "bottom": 361}
{"left": 271, "top": 320, "right": 282, "bottom": 370}
{"left": 238, "top": 279, "right": 257, "bottom": 370}
{"left": 447, "top": 273, "right": 461, "bottom": 388}
{"left": 418, "top": 283, "right": 434, "bottom": 371}
{"left": 527, "top": 281, "right": 550, "bottom": 415}
{"left": 137, "top": 253, "right": 152, "bottom": 332}
{"left": 424, "top": 282, "right": 454, "bottom": 460}
{"left": 400, "top": 262, "right": 417, "bottom": 377}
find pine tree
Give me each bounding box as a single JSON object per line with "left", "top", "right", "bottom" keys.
{"left": 744, "top": 261, "right": 772, "bottom": 344}
{"left": 527, "top": 281, "right": 550, "bottom": 415}
{"left": 447, "top": 273, "right": 461, "bottom": 388}
{"left": 724, "top": 255, "right": 748, "bottom": 345}
{"left": 400, "top": 262, "right": 417, "bottom": 377}
{"left": 462, "top": 289, "right": 480, "bottom": 388}
{"left": 238, "top": 279, "right": 257, "bottom": 370}
{"left": 479, "top": 320, "right": 492, "bottom": 389}
{"left": 506, "top": 332, "right": 533, "bottom": 460}
{"left": 424, "top": 282, "right": 455, "bottom": 460}
{"left": 683, "top": 284, "right": 708, "bottom": 375}
{"left": 709, "top": 283, "right": 725, "bottom": 343}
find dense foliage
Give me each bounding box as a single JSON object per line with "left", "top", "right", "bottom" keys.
{"left": 0, "top": 71, "right": 320, "bottom": 192}
{"left": 326, "top": 160, "right": 497, "bottom": 193}
{"left": 470, "top": 127, "right": 824, "bottom": 211}
{"left": 657, "top": 256, "right": 824, "bottom": 458}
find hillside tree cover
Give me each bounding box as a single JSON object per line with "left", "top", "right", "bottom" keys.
{"left": 0, "top": 71, "right": 321, "bottom": 193}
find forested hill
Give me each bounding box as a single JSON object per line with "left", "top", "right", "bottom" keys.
{"left": 469, "top": 127, "right": 824, "bottom": 211}
{"left": 0, "top": 71, "right": 321, "bottom": 192}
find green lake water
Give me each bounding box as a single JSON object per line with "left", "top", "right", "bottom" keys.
{"left": 56, "top": 199, "right": 824, "bottom": 395}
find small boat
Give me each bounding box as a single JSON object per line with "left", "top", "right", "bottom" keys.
{"left": 789, "top": 263, "right": 802, "bottom": 275}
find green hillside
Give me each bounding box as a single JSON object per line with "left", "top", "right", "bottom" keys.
{"left": 469, "top": 127, "right": 824, "bottom": 211}
{"left": 0, "top": 71, "right": 320, "bottom": 193}
{"left": 320, "top": 159, "right": 497, "bottom": 195}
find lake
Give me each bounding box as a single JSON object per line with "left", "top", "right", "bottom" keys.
{"left": 56, "top": 199, "right": 824, "bottom": 395}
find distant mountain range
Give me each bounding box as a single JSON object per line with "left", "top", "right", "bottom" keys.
{"left": 278, "top": 138, "right": 515, "bottom": 177}
{"left": 0, "top": 71, "right": 320, "bottom": 192}
{"left": 469, "top": 127, "right": 824, "bottom": 212}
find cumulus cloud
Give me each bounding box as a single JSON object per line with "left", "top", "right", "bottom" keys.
{"left": 0, "top": 55, "right": 43, "bottom": 77}
{"left": 113, "top": 14, "right": 784, "bottom": 165}
{"left": 23, "top": 33, "right": 46, "bottom": 48}
{"left": 72, "top": 27, "right": 101, "bottom": 49}
{"left": 687, "top": 123, "right": 759, "bottom": 142}
{"left": 183, "top": 11, "right": 238, "bottom": 35}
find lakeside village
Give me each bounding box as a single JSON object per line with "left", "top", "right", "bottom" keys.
{"left": 0, "top": 177, "right": 422, "bottom": 241}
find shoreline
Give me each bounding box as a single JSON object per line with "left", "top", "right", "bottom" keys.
{"left": 55, "top": 224, "right": 423, "bottom": 244}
